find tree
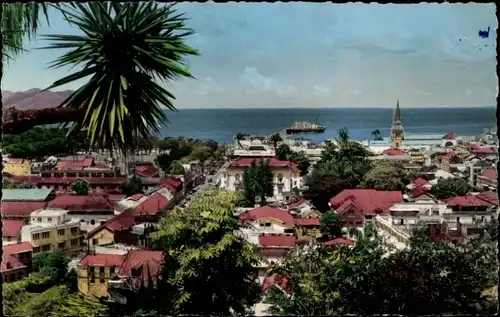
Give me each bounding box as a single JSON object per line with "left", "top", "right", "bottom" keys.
{"left": 276, "top": 144, "right": 310, "bottom": 176}
{"left": 319, "top": 211, "right": 342, "bottom": 239}
{"left": 430, "top": 177, "right": 472, "bottom": 199}
{"left": 4, "top": 3, "right": 198, "bottom": 154}
{"left": 371, "top": 129, "right": 383, "bottom": 141}
{"left": 243, "top": 160, "right": 274, "bottom": 205}
{"left": 170, "top": 161, "right": 185, "bottom": 175}
{"left": 269, "top": 133, "right": 283, "bottom": 151}
{"left": 32, "top": 251, "right": 71, "bottom": 286}
{"left": 72, "top": 181, "right": 89, "bottom": 195}
{"left": 234, "top": 132, "right": 249, "bottom": 148}
{"left": 151, "top": 190, "right": 262, "bottom": 315}
{"left": 53, "top": 294, "right": 111, "bottom": 317}
{"left": 359, "top": 162, "right": 407, "bottom": 191}
{"left": 303, "top": 175, "right": 356, "bottom": 212}
{"left": 120, "top": 175, "right": 144, "bottom": 197}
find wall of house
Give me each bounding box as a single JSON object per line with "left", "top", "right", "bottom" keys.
{"left": 77, "top": 265, "right": 115, "bottom": 298}
{"left": 2, "top": 234, "right": 21, "bottom": 246}
{"left": 88, "top": 228, "right": 115, "bottom": 248}
{"left": 4, "top": 161, "right": 31, "bottom": 176}
{"left": 2, "top": 267, "right": 30, "bottom": 283}
{"left": 68, "top": 212, "right": 116, "bottom": 227}
{"left": 23, "top": 223, "right": 83, "bottom": 255}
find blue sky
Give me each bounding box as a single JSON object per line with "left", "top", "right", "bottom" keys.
{"left": 2, "top": 3, "right": 497, "bottom": 108}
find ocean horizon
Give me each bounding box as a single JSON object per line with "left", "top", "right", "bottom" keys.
{"left": 157, "top": 107, "right": 497, "bottom": 144}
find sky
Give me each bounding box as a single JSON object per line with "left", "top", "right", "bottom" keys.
{"left": 2, "top": 3, "right": 497, "bottom": 108}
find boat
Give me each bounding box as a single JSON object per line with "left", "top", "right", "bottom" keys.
{"left": 285, "top": 120, "right": 325, "bottom": 134}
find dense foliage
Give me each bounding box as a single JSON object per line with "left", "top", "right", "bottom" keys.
{"left": 276, "top": 144, "right": 311, "bottom": 176}
{"left": 265, "top": 230, "right": 498, "bottom": 315}
{"left": 120, "top": 175, "right": 144, "bottom": 197}
{"left": 151, "top": 190, "right": 262, "bottom": 315}
{"left": 2, "top": 127, "right": 90, "bottom": 159}
{"left": 319, "top": 211, "right": 342, "bottom": 239}
{"left": 430, "top": 177, "right": 472, "bottom": 199}
{"left": 241, "top": 160, "right": 274, "bottom": 206}
{"left": 72, "top": 180, "right": 89, "bottom": 195}
{"left": 359, "top": 162, "right": 414, "bottom": 191}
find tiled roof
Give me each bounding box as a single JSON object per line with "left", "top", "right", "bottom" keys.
{"left": 477, "top": 191, "right": 499, "bottom": 205}
{"left": 444, "top": 195, "right": 494, "bottom": 207}
{"left": 481, "top": 168, "right": 497, "bottom": 182}
{"left": 229, "top": 157, "right": 299, "bottom": 172}
{"left": 329, "top": 189, "right": 403, "bottom": 216}
{"left": 263, "top": 272, "right": 290, "bottom": 294}
{"left": 2, "top": 254, "right": 26, "bottom": 271}
{"left": 38, "top": 177, "right": 127, "bottom": 185}
{"left": 383, "top": 148, "right": 406, "bottom": 156}
{"left": 3, "top": 241, "right": 32, "bottom": 255}
{"left": 6, "top": 175, "right": 43, "bottom": 183}
{"left": 258, "top": 234, "right": 297, "bottom": 247}
{"left": 293, "top": 218, "right": 320, "bottom": 226}
{"left": 1, "top": 201, "right": 48, "bottom": 217}
{"left": 57, "top": 156, "right": 95, "bottom": 170}
{"left": 287, "top": 198, "right": 306, "bottom": 210}
{"left": 135, "top": 164, "right": 159, "bottom": 178}
{"left": 129, "top": 193, "right": 169, "bottom": 216}
{"left": 79, "top": 254, "right": 125, "bottom": 267}
{"left": 2, "top": 219, "right": 25, "bottom": 237}
{"left": 47, "top": 194, "right": 114, "bottom": 211}
{"left": 2, "top": 188, "right": 54, "bottom": 201}
{"left": 441, "top": 151, "right": 455, "bottom": 159}
{"left": 410, "top": 186, "right": 431, "bottom": 199}
{"left": 465, "top": 143, "right": 481, "bottom": 151}
{"left": 240, "top": 206, "right": 294, "bottom": 226}
{"left": 129, "top": 193, "right": 144, "bottom": 201}
{"left": 108, "top": 194, "right": 127, "bottom": 201}
{"left": 411, "top": 177, "right": 429, "bottom": 187}
{"left": 322, "top": 237, "right": 355, "bottom": 247}
{"left": 158, "top": 177, "right": 183, "bottom": 191}
{"left": 474, "top": 147, "right": 497, "bottom": 154}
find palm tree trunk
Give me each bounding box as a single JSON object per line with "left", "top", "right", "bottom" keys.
{"left": 3, "top": 106, "right": 85, "bottom": 135}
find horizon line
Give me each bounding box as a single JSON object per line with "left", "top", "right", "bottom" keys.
{"left": 171, "top": 105, "right": 496, "bottom": 110}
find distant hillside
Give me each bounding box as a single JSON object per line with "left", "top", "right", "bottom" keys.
{"left": 2, "top": 89, "right": 74, "bottom": 110}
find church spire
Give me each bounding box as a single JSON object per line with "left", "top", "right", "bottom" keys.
{"left": 390, "top": 99, "right": 404, "bottom": 148}
{"left": 394, "top": 99, "right": 401, "bottom": 121}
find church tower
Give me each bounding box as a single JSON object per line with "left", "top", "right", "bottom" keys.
{"left": 390, "top": 99, "right": 404, "bottom": 148}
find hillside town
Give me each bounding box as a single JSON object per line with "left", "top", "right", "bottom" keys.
{"left": 2, "top": 100, "right": 498, "bottom": 315}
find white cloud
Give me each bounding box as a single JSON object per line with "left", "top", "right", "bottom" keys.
{"left": 198, "top": 76, "right": 224, "bottom": 95}
{"left": 313, "top": 85, "right": 330, "bottom": 95}
{"left": 239, "top": 67, "right": 296, "bottom": 97}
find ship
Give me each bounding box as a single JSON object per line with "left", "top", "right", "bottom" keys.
{"left": 285, "top": 120, "right": 325, "bottom": 134}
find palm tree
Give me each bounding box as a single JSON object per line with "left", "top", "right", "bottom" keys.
{"left": 269, "top": 133, "right": 283, "bottom": 152}
{"left": 3, "top": 3, "right": 198, "bottom": 156}
{"left": 371, "top": 129, "right": 382, "bottom": 141}
{"left": 234, "top": 132, "right": 248, "bottom": 149}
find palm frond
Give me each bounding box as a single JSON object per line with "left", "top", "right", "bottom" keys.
{"left": 41, "top": 2, "right": 198, "bottom": 153}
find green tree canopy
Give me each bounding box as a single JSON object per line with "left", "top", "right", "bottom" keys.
{"left": 71, "top": 181, "right": 89, "bottom": 195}
{"left": 359, "top": 162, "right": 408, "bottom": 191}
{"left": 303, "top": 175, "right": 356, "bottom": 212}
{"left": 242, "top": 160, "right": 274, "bottom": 206}
{"left": 430, "top": 177, "right": 472, "bottom": 199}
{"left": 276, "top": 144, "right": 311, "bottom": 176}
{"left": 151, "top": 190, "right": 262, "bottom": 315}
{"left": 120, "top": 175, "right": 144, "bottom": 197}
{"left": 319, "top": 211, "right": 342, "bottom": 239}
{"left": 32, "top": 251, "right": 71, "bottom": 286}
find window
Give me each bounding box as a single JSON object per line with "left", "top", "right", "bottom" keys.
{"left": 100, "top": 278, "right": 105, "bottom": 284}
{"left": 71, "top": 239, "right": 78, "bottom": 246}
{"left": 37, "top": 217, "right": 42, "bottom": 223}
{"left": 47, "top": 217, "right": 52, "bottom": 223}
{"left": 32, "top": 233, "right": 40, "bottom": 240}
{"left": 456, "top": 217, "right": 460, "bottom": 223}
{"left": 17, "top": 271, "right": 24, "bottom": 280}
{"left": 92, "top": 239, "right": 99, "bottom": 245}
{"left": 400, "top": 219, "right": 404, "bottom": 225}
{"left": 80, "top": 219, "right": 85, "bottom": 223}
{"left": 90, "top": 219, "right": 96, "bottom": 225}
{"left": 235, "top": 174, "right": 241, "bottom": 182}
{"left": 131, "top": 268, "right": 139, "bottom": 277}
{"left": 71, "top": 227, "right": 78, "bottom": 235}
{"left": 58, "top": 229, "right": 65, "bottom": 236}
{"left": 100, "top": 220, "right": 106, "bottom": 225}
{"left": 6, "top": 262, "right": 12, "bottom": 270}
{"left": 41, "top": 244, "right": 51, "bottom": 252}
{"left": 90, "top": 277, "right": 95, "bottom": 283}
{"left": 41, "top": 232, "right": 50, "bottom": 239}
{"left": 110, "top": 266, "right": 116, "bottom": 275}
{"left": 89, "top": 266, "right": 95, "bottom": 274}
{"left": 58, "top": 241, "right": 65, "bottom": 250}
{"left": 33, "top": 246, "right": 40, "bottom": 253}
{"left": 6, "top": 236, "right": 11, "bottom": 242}
{"left": 277, "top": 174, "right": 283, "bottom": 182}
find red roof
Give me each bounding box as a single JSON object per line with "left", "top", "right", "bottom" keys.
{"left": 1, "top": 254, "right": 26, "bottom": 271}
{"left": 3, "top": 241, "right": 32, "bottom": 255}
{"left": 477, "top": 191, "right": 499, "bottom": 205}
{"left": 79, "top": 254, "right": 125, "bottom": 267}
{"left": 135, "top": 164, "right": 159, "bottom": 178}
{"left": 92, "top": 163, "right": 110, "bottom": 169}
{"left": 38, "top": 177, "right": 127, "bottom": 185}
{"left": 410, "top": 186, "right": 431, "bottom": 198}
{"left": 287, "top": 198, "right": 305, "bottom": 210}
{"left": 329, "top": 189, "right": 403, "bottom": 216}
{"left": 411, "top": 177, "right": 429, "bottom": 187}
{"left": 481, "top": 168, "right": 497, "bottom": 182}
{"left": 46, "top": 194, "right": 114, "bottom": 211}
{"left": 240, "top": 206, "right": 294, "bottom": 226}
{"left": 465, "top": 143, "right": 481, "bottom": 151}
{"left": 258, "top": 234, "right": 297, "bottom": 247}
{"left": 443, "top": 133, "right": 457, "bottom": 140}
{"left": 229, "top": 157, "right": 299, "bottom": 172}
{"left": 91, "top": 193, "right": 169, "bottom": 234}
{"left": 108, "top": 194, "right": 127, "bottom": 201}
{"left": 322, "top": 237, "right": 355, "bottom": 247}
{"left": 444, "top": 195, "right": 494, "bottom": 207}
{"left": 129, "top": 193, "right": 144, "bottom": 201}
{"left": 293, "top": 218, "right": 320, "bottom": 226}
{"left": 57, "top": 156, "right": 95, "bottom": 170}
{"left": 7, "top": 175, "right": 43, "bottom": 183}
{"left": 441, "top": 151, "right": 455, "bottom": 159}
{"left": 474, "top": 147, "right": 497, "bottom": 154}
{"left": 158, "top": 177, "right": 183, "bottom": 191}
{"left": 383, "top": 148, "right": 405, "bottom": 156}
{"left": 1, "top": 201, "right": 48, "bottom": 217}
{"left": 263, "top": 272, "right": 290, "bottom": 294}
{"left": 2, "top": 219, "right": 25, "bottom": 237}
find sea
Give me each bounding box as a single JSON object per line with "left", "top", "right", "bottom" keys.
{"left": 157, "top": 107, "right": 496, "bottom": 144}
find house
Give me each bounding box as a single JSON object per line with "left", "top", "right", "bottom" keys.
{"left": 3, "top": 158, "right": 31, "bottom": 176}
{"left": 46, "top": 194, "right": 117, "bottom": 230}
{"left": 407, "top": 148, "right": 425, "bottom": 164}
{"left": 406, "top": 186, "right": 438, "bottom": 203}
{"left": 77, "top": 249, "right": 164, "bottom": 301}
{"left": 293, "top": 218, "right": 321, "bottom": 241}
{"left": 220, "top": 157, "right": 302, "bottom": 201}
{"left": 427, "top": 223, "right": 465, "bottom": 244}
{"left": 472, "top": 146, "right": 498, "bottom": 160}
{"left": 406, "top": 177, "right": 431, "bottom": 190}
{"left": 134, "top": 163, "right": 159, "bottom": 178}
{"left": 21, "top": 209, "right": 85, "bottom": 256}
{"left": 439, "top": 151, "right": 460, "bottom": 172}
{"left": 239, "top": 206, "right": 296, "bottom": 239}
{"left": 328, "top": 189, "right": 403, "bottom": 228}
{"left": 476, "top": 168, "right": 497, "bottom": 191}
{"left": 2, "top": 219, "right": 25, "bottom": 245}
{"left": 86, "top": 191, "right": 173, "bottom": 249}
{"left": 256, "top": 233, "right": 297, "bottom": 283}
{"left": 2, "top": 242, "right": 33, "bottom": 283}
{"left": 287, "top": 197, "right": 320, "bottom": 218}
{"left": 454, "top": 144, "right": 471, "bottom": 159}
{"left": 381, "top": 148, "right": 411, "bottom": 162}
{"left": 442, "top": 195, "right": 496, "bottom": 229}
{"left": 1, "top": 189, "right": 56, "bottom": 223}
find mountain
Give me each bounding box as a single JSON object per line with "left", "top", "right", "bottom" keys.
{"left": 2, "top": 89, "right": 74, "bottom": 110}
